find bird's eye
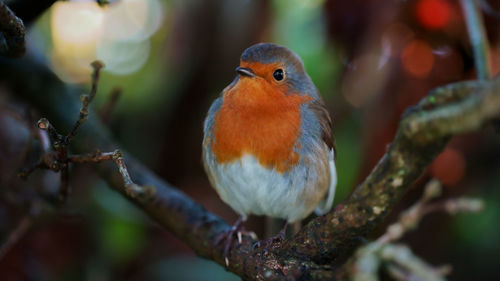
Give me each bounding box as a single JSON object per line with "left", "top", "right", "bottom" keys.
{"left": 273, "top": 68, "right": 285, "bottom": 81}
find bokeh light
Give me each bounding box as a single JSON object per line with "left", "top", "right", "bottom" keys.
{"left": 50, "top": 1, "right": 104, "bottom": 83}
{"left": 416, "top": 0, "right": 451, "bottom": 29}
{"left": 51, "top": 2, "right": 104, "bottom": 45}
{"left": 489, "top": 47, "right": 500, "bottom": 77}
{"left": 381, "top": 23, "right": 414, "bottom": 58}
{"left": 430, "top": 147, "right": 467, "bottom": 186}
{"left": 96, "top": 38, "right": 151, "bottom": 75}
{"left": 401, "top": 39, "right": 434, "bottom": 78}
{"left": 50, "top": 0, "right": 164, "bottom": 83}
{"left": 101, "top": 0, "right": 163, "bottom": 42}
{"left": 342, "top": 53, "right": 389, "bottom": 108}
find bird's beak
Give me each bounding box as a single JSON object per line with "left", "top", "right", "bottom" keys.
{"left": 236, "top": 66, "right": 255, "bottom": 78}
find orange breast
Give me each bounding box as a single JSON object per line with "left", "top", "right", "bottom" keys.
{"left": 211, "top": 76, "right": 311, "bottom": 173}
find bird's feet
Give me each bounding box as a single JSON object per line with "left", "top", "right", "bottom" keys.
{"left": 214, "top": 216, "right": 250, "bottom": 266}
{"left": 252, "top": 222, "right": 288, "bottom": 257}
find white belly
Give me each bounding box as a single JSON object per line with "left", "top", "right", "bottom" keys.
{"left": 203, "top": 150, "right": 332, "bottom": 222}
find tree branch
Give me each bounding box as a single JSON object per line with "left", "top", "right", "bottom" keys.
{"left": 339, "top": 179, "right": 482, "bottom": 281}
{"left": 2, "top": 55, "right": 500, "bottom": 280}
{"left": 283, "top": 79, "right": 500, "bottom": 267}
{"left": 0, "top": 1, "right": 25, "bottom": 58}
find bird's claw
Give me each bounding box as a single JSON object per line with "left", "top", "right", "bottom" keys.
{"left": 252, "top": 230, "right": 285, "bottom": 251}
{"left": 214, "top": 217, "right": 248, "bottom": 267}
{"left": 252, "top": 222, "right": 287, "bottom": 260}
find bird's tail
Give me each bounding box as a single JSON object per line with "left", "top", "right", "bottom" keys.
{"left": 314, "top": 149, "right": 337, "bottom": 215}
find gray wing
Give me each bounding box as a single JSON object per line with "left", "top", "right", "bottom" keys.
{"left": 307, "top": 100, "right": 335, "bottom": 156}
{"left": 307, "top": 100, "right": 337, "bottom": 215}
{"left": 202, "top": 95, "right": 224, "bottom": 198}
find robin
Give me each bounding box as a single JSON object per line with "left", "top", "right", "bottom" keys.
{"left": 202, "top": 43, "right": 337, "bottom": 265}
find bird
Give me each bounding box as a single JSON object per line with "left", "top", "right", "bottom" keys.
{"left": 202, "top": 42, "right": 337, "bottom": 265}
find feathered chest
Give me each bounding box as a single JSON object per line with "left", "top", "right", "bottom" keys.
{"left": 210, "top": 78, "right": 311, "bottom": 173}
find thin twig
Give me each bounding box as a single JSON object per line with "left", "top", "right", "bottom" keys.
{"left": 88, "top": 61, "right": 104, "bottom": 102}
{"left": 461, "top": 0, "right": 492, "bottom": 80}
{"left": 377, "top": 179, "right": 483, "bottom": 244}
{"left": 21, "top": 61, "right": 107, "bottom": 201}
{"left": 379, "top": 245, "right": 446, "bottom": 281}
{"left": 68, "top": 151, "right": 114, "bottom": 163}
{"left": 69, "top": 149, "right": 145, "bottom": 197}
{"left": 65, "top": 61, "right": 104, "bottom": 144}
{"left": 37, "top": 118, "right": 63, "bottom": 145}
{"left": 112, "top": 150, "right": 145, "bottom": 198}
{"left": 19, "top": 61, "right": 144, "bottom": 204}
{"left": 351, "top": 180, "right": 483, "bottom": 281}
{"left": 37, "top": 118, "right": 69, "bottom": 200}
{"left": 69, "top": 149, "right": 147, "bottom": 196}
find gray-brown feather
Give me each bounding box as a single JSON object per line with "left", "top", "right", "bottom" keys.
{"left": 307, "top": 100, "right": 335, "bottom": 156}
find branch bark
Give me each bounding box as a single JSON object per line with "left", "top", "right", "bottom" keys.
{"left": 2, "top": 55, "right": 500, "bottom": 280}
{"left": 0, "top": 1, "right": 25, "bottom": 57}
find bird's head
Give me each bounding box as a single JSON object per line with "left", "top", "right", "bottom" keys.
{"left": 229, "top": 43, "right": 318, "bottom": 99}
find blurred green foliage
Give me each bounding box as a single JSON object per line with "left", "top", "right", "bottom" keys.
{"left": 334, "top": 114, "right": 362, "bottom": 203}
{"left": 272, "top": 0, "right": 340, "bottom": 97}
{"left": 92, "top": 182, "right": 147, "bottom": 264}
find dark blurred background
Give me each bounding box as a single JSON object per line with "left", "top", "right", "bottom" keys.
{"left": 1, "top": 0, "right": 500, "bottom": 280}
